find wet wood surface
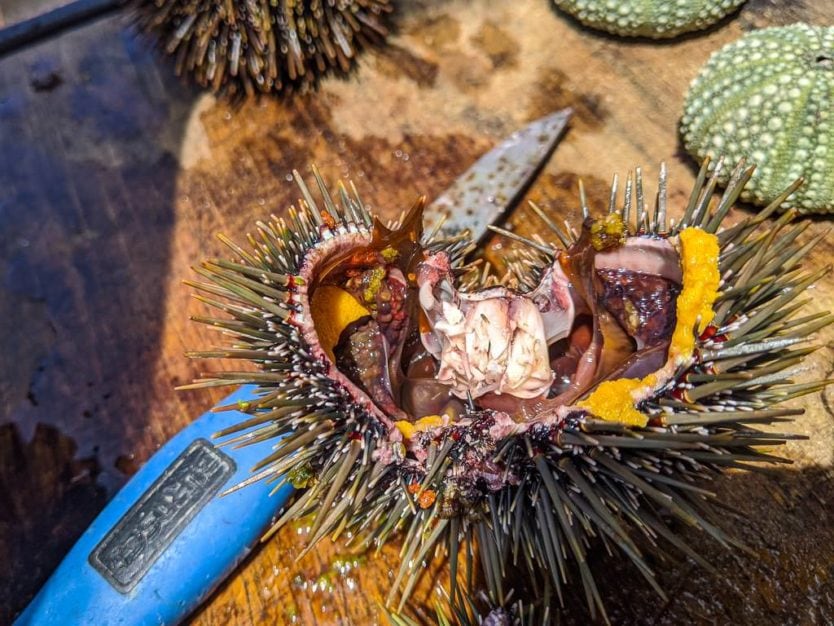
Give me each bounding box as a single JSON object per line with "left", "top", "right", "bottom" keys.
{"left": 2, "top": 1, "right": 834, "bottom": 624}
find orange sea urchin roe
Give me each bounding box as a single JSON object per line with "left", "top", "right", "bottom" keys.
{"left": 578, "top": 228, "right": 720, "bottom": 427}
{"left": 669, "top": 227, "right": 720, "bottom": 360}
{"left": 394, "top": 414, "right": 445, "bottom": 440}
{"left": 310, "top": 286, "right": 371, "bottom": 362}
{"left": 590, "top": 213, "right": 628, "bottom": 251}
{"left": 578, "top": 376, "right": 657, "bottom": 427}
{"left": 417, "top": 489, "right": 437, "bottom": 509}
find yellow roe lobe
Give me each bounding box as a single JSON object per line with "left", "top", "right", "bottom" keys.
{"left": 579, "top": 376, "right": 656, "bottom": 428}
{"left": 363, "top": 267, "right": 386, "bottom": 303}
{"left": 380, "top": 246, "right": 399, "bottom": 262}
{"left": 394, "top": 415, "right": 444, "bottom": 440}
{"left": 670, "top": 227, "right": 720, "bottom": 361}
{"left": 590, "top": 213, "right": 627, "bottom": 251}
{"left": 310, "top": 286, "right": 370, "bottom": 362}
{"left": 579, "top": 228, "right": 720, "bottom": 427}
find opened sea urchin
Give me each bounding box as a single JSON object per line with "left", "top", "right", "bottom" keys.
{"left": 682, "top": 24, "right": 834, "bottom": 214}
{"left": 135, "top": 0, "right": 393, "bottom": 97}
{"left": 552, "top": 0, "right": 746, "bottom": 39}
{"left": 184, "top": 162, "right": 829, "bottom": 621}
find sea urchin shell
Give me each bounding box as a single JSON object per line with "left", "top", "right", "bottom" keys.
{"left": 135, "top": 0, "right": 393, "bottom": 98}
{"left": 184, "top": 162, "right": 829, "bottom": 621}
{"left": 551, "top": 0, "right": 746, "bottom": 39}
{"left": 682, "top": 24, "right": 834, "bottom": 214}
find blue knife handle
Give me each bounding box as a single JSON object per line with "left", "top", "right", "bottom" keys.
{"left": 15, "top": 385, "right": 292, "bottom": 626}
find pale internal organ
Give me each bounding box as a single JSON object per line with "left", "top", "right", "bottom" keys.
{"left": 417, "top": 253, "right": 572, "bottom": 400}
{"left": 415, "top": 233, "right": 683, "bottom": 410}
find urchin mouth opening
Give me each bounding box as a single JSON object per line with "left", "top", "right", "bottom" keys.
{"left": 814, "top": 53, "right": 834, "bottom": 69}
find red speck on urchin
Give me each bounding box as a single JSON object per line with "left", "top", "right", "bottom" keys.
{"left": 699, "top": 325, "right": 718, "bottom": 341}
{"left": 348, "top": 250, "right": 379, "bottom": 266}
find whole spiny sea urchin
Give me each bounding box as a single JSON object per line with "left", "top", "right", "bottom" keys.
{"left": 682, "top": 24, "right": 834, "bottom": 214}
{"left": 184, "top": 162, "right": 829, "bottom": 622}
{"left": 135, "top": 0, "right": 393, "bottom": 98}
{"left": 551, "top": 0, "right": 746, "bottom": 39}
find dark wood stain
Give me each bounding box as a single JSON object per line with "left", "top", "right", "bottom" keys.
{"left": 404, "top": 12, "right": 461, "bottom": 49}
{"left": 0, "top": 423, "right": 108, "bottom": 624}
{"left": 527, "top": 66, "right": 608, "bottom": 131}
{"left": 373, "top": 44, "right": 439, "bottom": 88}
{"left": 471, "top": 21, "right": 520, "bottom": 69}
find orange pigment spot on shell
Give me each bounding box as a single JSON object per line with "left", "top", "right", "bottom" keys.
{"left": 320, "top": 210, "right": 336, "bottom": 229}
{"left": 417, "top": 489, "right": 437, "bottom": 509}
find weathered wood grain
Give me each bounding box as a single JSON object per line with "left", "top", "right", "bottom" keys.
{"left": 2, "top": 1, "right": 834, "bottom": 624}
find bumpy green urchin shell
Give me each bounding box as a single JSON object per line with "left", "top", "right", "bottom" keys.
{"left": 135, "top": 0, "right": 392, "bottom": 98}
{"left": 682, "top": 24, "right": 834, "bottom": 214}
{"left": 551, "top": 0, "right": 746, "bottom": 39}
{"left": 184, "top": 163, "right": 830, "bottom": 624}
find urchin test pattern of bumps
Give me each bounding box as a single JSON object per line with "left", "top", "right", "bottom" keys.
{"left": 552, "top": 0, "right": 746, "bottom": 39}
{"left": 682, "top": 24, "right": 834, "bottom": 214}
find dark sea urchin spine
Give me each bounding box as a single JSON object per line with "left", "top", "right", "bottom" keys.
{"left": 183, "top": 161, "right": 830, "bottom": 623}
{"left": 135, "top": 0, "right": 393, "bottom": 97}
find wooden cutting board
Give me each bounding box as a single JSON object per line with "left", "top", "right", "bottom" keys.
{"left": 2, "top": 1, "right": 834, "bottom": 623}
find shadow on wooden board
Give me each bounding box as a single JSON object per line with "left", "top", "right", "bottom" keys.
{"left": 0, "top": 15, "right": 199, "bottom": 622}
{"left": 555, "top": 466, "right": 834, "bottom": 624}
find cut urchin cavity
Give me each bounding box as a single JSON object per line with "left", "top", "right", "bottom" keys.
{"left": 184, "top": 161, "right": 830, "bottom": 622}
{"left": 135, "top": 0, "right": 393, "bottom": 98}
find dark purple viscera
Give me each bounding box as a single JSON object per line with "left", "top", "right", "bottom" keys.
{"left": 470, "top": 232, "right": 683, "bottom": 421}
{"left": 334, "top": 317, "right": 407, "bottom": 420}
{"left": 597, "top": 268, "right": 680, "bottom": 349}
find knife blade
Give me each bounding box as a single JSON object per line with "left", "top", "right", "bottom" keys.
{"left": 423, "top": 108, "right": 572, "bottom": 244}
{"left": 14, "top": 108, "right": 572, "bottom": 626}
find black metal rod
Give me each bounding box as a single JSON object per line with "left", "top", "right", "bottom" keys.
{"left": 0, "top": 0, "right": 126, "bottom": 57}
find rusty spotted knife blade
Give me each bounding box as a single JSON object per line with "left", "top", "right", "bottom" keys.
{"left": 423, "top": 108, "right": 572, "bottom": 243}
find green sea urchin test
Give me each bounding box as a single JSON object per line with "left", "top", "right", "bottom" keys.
{"left": 136, "top": 0, "right": 393, "bottom": 98}
{"left": 552, "top": 0, "right": 746, "bottom": 39}
{"left": 185, "top": 163, "right": 828, "bottom": 621}
{"left": 682, "top": 24, "right": 834, "bottom": 214}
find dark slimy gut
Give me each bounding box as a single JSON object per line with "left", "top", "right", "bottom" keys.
{"left": 597, "top": 268, "right": 680, "bottom": 348}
